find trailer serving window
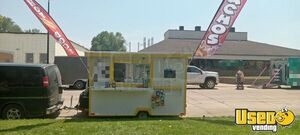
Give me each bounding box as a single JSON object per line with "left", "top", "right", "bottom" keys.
{"left": 114, "top": 63, "right": 150, "bottom": 85}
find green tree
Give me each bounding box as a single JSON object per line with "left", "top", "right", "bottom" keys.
{"left": 91, "top": 31, "right": 127, "bottom": 51}
{"left": 25, "top": 28, "right": 41, "bottom": 33}
{"left": 0, "top": 15, "right": 23, "bottom": 32}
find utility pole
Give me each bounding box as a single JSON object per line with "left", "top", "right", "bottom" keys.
{"left": 46, "top": 0, "right": 50, "bottom": 64}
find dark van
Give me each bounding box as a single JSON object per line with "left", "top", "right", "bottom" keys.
{"left": 0, "top": 63, "right": 64, "bottom": 119}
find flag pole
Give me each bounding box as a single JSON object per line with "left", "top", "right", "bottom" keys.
{"left": 47, "top": 0, "right": 50, "bottom": 64}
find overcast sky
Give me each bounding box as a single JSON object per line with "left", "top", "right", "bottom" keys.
{"left": 0, "top": 0, "right": 300, "bottom": 52}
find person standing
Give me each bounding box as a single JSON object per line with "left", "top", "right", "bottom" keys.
{"left": 236, "top": 69, "right": 245, "bottom": 90}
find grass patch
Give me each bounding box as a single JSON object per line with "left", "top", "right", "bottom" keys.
{"left": 0, "top": 117, "right": 299, "bottom": 135}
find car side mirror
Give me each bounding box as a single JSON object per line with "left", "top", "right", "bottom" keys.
{"left": 199, "top": 71, "right": 203, "bottom": 75}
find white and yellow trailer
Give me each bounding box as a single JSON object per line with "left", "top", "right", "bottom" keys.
{"left": 86, "top": 52, "right": 190, "bottom": 117}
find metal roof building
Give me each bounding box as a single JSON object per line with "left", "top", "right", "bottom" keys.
{"left": 140, "top": 27, "right": 300, "bottom": 76}
{"left": 140, "top": 28, "right": 300, "bottom": 60}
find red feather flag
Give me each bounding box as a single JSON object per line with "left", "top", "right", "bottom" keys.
{"left": 24, "top": 0, "right": 79, "bottom": 57}
{"left": 195, "top": 0, "right": 247, "bottom": 57}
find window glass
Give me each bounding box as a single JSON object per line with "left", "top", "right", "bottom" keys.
{"left": 164, "top": 69, "right": 176, "bottom": 78}
{"left": 40, "top": 53, "right": 47, "bottom": 64}
{"left": 47, "top": 66, "right": 58, "bottom": 86}
{"left": 114, "top": 63, "right": 126, "bottom": 82}
{"left": 114, "top": 63, "right": 150, "bottom": 83}
{"left": 187, "top": 67, "right": 201, "bottom": 73}
{"left": 53, "top": 66, "right": 62, "bottom": 85}
{"left": 0, "top": 67, "right": 44, "bottom": 88}
{"left": 1, "top": 67, "right": 22, "bottom": 87}
{"left": 0, "top": 67, "right": 9, "bottom": 89}
{"left": 22, "top": 68, "right": 43, "bottom": 87}
{"left": 26, "top": 53, "right": 34, "bottom": 63}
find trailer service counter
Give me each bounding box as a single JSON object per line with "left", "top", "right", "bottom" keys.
{"left": 85, "top": 52, "right": 191, "bottom": 117}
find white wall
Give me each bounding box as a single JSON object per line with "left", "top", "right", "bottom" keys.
{"left": 0, "top": 33, "right": 55, "bottom": 64}
{"left": 0, "top": 33, "right": 88, "bottom": 64}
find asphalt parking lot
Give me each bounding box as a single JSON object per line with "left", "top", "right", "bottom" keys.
{"left": 187, "top": 84, "right": 300, "bottom": 117}
{"left": 59, "top": 83, "right": 300, "bottom": 118}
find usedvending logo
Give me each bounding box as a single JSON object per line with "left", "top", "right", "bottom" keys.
{"left": 235, "top": 108, "right": 295, "bottom": 132}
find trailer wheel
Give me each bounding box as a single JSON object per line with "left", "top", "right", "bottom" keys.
{"left": 2, "top": 104, "right": 25, "bottom": 120}
{"left": 73, "top": 80, "right": 85, "bottom": 90}
{"left": 137, "top": 111, "right": 149, "bottom": 119}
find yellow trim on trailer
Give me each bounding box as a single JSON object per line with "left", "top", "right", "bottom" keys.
{"left": 113, "top": 60, "right": 151, "bottom": 64}
{"left": 88, "top": 57, "right": 94, "bottom": 116}
{"left": 109, "top": 57, "right": 114, "bottom": 83}
{"left": 150, "top": 60, "right": 154, "bottom": 88}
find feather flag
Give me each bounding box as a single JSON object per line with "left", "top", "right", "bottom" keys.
{"left": 24, "top": 0, "right": 79, "bottom": 57}
{"left": 194, "top": 0, "right": 247, "bottom": 57}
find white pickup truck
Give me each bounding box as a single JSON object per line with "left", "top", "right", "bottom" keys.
{"left": 187, "top": 65, "right": 219, "bottom": 89}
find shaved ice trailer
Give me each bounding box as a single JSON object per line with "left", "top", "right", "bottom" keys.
{"left": 79, "top": 51, "right": 191, "bottom": 117}
{"left": 270, "top": 57, "right": 300, "bottom": 88}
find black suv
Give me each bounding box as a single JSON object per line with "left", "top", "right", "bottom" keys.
{"left": 0, "top": 63, "right": 64, "bottom": 119}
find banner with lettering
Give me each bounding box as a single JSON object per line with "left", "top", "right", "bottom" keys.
{"left": 195, "top": 0, "right": 247, "bottom": 57}
{"left": 24, "top": 0, "right": 79, "bottom": 57}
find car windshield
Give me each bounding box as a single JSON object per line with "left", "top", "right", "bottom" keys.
{"left": 187, "top": 67, "right": 201, "bottom": 73}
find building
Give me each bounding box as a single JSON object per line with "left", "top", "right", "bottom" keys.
{"left": 0, "top": 32, "right": 89, "bottom": 64}
{"left": 140, "top": 27, "right": 300, "bottom": 76}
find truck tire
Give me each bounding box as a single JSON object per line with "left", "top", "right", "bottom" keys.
{"left": 205, "top": 79, "right": 216, "bottom": 89}
{"left": 73, "top": 80, "right": 86, "bottom": 90}
{"left": 2, "top": 104, "right": 25, "bottom": 119}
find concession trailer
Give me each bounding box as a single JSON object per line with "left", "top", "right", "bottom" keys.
{"left": 83, "top": 51, "right": 190, "bottom": 117}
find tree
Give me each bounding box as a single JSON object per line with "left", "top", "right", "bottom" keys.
{"left": 0, "top": 15, "right": 23, "bottom": 32}
{"left": 91, "top": 31, "right": 126, "bottom": 51}
{"left": 25, "top": 28, "right": 41, "bottom": 33}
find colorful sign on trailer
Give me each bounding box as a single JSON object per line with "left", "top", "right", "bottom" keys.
{"left": 195, "top": 0, "right": 247, "bottom": 57}
{"left": 24, "top": 0, "right": 79, "bottom": 57}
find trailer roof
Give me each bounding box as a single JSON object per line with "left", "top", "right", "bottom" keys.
{"left": 85, "top": 51, "right": 192, "bottom": 58}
